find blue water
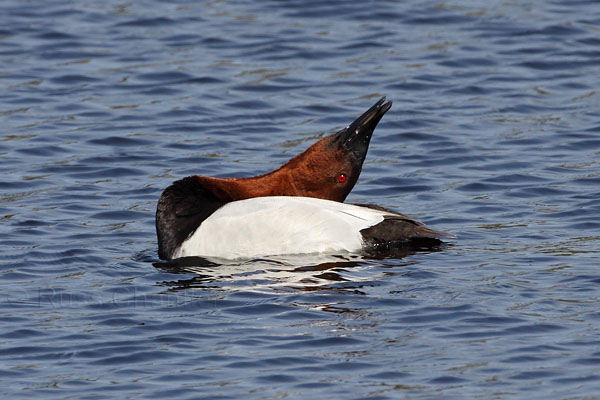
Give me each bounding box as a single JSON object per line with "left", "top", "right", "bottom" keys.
{"left": 1, "top": 0, "right": 599, "bottom": 398}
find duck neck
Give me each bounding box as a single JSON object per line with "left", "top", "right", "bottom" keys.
{"left": 195, "top": 168, "right": 301, "bottom": 201}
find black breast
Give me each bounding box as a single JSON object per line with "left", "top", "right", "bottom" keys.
{"left": 155, "top": 176, "right": 227, "bottom": 260}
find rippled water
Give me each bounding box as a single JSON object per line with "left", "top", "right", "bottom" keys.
{"left": 1, "top": 0, "right": 599, "bottom": 398}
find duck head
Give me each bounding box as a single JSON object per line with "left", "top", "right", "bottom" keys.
{"left": 239, "top": 96, "right": 393, "bottom": 202}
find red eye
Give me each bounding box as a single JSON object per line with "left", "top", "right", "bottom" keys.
{"left": 338, "top": 174, "right": 347, "bottom": 183}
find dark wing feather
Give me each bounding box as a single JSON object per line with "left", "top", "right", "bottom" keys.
{"left": 355, "top": 203, "right": 454, "bottom": 251}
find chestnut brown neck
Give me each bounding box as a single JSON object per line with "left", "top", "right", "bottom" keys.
{"left": 193, "top": 134, "right": 350, "bottom": 203}
{"left": 192, "top": 172, "right": 295, "bottom": 200}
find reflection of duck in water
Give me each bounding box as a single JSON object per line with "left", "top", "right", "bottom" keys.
{"left": 156, "top": 97, "right": 452, "bottom": 260}
{"left": 153, "top": 253, "right": 431, "bottom": 297}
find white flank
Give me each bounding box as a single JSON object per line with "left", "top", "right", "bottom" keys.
{"left": 173, "top": 196, "right": 391, "bottom": 259}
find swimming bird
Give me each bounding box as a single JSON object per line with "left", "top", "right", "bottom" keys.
{"left": 156, "top": 97, "right": 451, "bottom": 260}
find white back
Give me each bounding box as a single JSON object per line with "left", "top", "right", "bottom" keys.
{"left": 174, "top": 196, "right": 390, "bottom": 259}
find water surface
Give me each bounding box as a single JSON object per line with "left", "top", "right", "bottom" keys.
{"left": 1, "top": 1, "right": 599, "bottom": 399}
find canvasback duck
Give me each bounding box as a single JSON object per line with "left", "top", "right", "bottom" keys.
{"left": 156, "top": 97, "right": 451, "bottom": 260}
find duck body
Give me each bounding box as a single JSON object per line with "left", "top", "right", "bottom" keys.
{"left": 172, "top": 196, "right": 445, "bottom": 259}
{"left": 156, "top": 97, "right": 451, "bottom": 260}
{"left": 173, "top": 196, "right": 371, "bottom": 259}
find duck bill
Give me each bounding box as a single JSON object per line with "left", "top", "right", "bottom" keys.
{"left": 333, "top": 96, "right": 392, "bottom": 160}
